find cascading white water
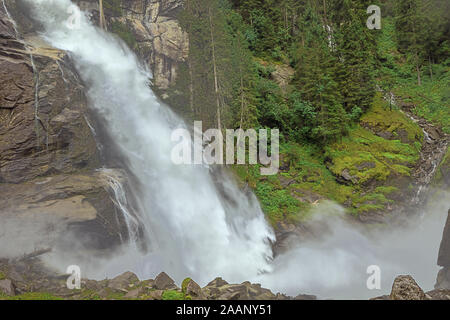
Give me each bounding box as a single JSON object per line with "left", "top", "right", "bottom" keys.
{"left": 26, "top": 0, "right": 274, "bottom": 284}
{"left": 2, "top": 0, "right": 19, "bottom": 36}
{"left": 21, "top": 0, "right": 450, "bottom": 300}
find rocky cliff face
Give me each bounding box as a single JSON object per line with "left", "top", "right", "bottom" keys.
{"left": 75, "top": 0, "right": 188, "bottom": 91}
{"left": 0, "top": 1, "right": 129, "bottom": 254}
{"left": 436, "top": 209, "right": 450, "bottom": 289}
{"left": 0, "top": 0, "right": 188, "bottom": 257}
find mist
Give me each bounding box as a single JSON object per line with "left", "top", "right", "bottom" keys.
{"left": 1, "top": 0, "right": 447, "bottom": 301}
{"left": 254, "top": 196, "right": 449, "bottom": 299}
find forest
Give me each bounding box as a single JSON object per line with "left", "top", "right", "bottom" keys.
{"left": 157, "top": 0, "right": 450, "bottom": 225}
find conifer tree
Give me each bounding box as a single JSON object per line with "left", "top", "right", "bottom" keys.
{"left": 394, "top": 0, "right": 427, "bottom": 85}
{"left": 330, "top": 0, "right": 377, "bottom": 114}
{"left": 294, "top": 4, "right": 348, "bottom": 144}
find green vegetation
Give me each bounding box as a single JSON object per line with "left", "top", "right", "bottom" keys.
{"left": 181, "top": 278, "right": 192, "bottom": 294}
{"left": 162, "top": 290, "right": 185, "bottom": 300}
{"left": 0, "top": 292, "right": 63, "bottom": 300}
{"left": 377, "top": 16, "right": 450, "bottom": 133}
{"left": 168, "top": 0, "right": 449, "bottom": 225}
{"left": 110, "top": 20, "right": 137, "bottom": 50}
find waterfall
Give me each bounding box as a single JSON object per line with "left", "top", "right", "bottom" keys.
{"left": 26, "top": 0, "right": 274, "bottom": 284}
{"left": 97, "top": 167, "right": 141, "bottom": 244}
{"left": 29, "top": 54, "right": 42, "bottom": 148}
{"left": 1, "top": 0, "right": 19, "bottom": 37}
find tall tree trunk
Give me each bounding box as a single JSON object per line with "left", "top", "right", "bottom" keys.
{"left": 322, "top": 0, "right": 328, "bottom": 25}
{"left": 186, "top": 0, "right": 194, "bottom": 113}
{"left": 208, "top": 7, "right": 223, "bottom": 161}
{"left": 209, "top": 7, "right": 221, "bottom": 133}
{"left": 237, "top": 66, "right": 245, "bottom": 148}
{"left": 188, "top": 58, "right": 195, "bottom": 113}
{"left": 99, "top": 0, "right": 107, "bottom": 30}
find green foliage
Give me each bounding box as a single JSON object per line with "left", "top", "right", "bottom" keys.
{"left": 181, "top": 278, "right": 192, "bottom": 294}
{"left": 162, "top": 290, "right": 185, "bottom": 300}
{"left": 174, "top": 0, "right": 449, "bottom": 223}
{"left": 325, "top": 125, "right": 420, "bottom": 184}
{"left": 0, "top": 271, "right": 5, "bottom": 280}
{"left": 378, "top": 18, "right": 450, "bottom": 133}
{"left": 360, "top": 92, "right": 424, "bottom": 143}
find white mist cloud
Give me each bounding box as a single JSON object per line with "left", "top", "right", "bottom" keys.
{"left": 254, "top": 197, "right": 449, "bottom": 299}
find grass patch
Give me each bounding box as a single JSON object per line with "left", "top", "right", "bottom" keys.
{"left": 0, "top": 292, "right": 63, "bottom": 300}
{"left": 162, "top": 290, "right": 185, "bottom": 300}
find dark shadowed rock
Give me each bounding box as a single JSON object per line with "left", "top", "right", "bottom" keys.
{"left": 435, "top": 210, "right": 450, "bottom": 289}
{"left": 390, "top": 275, "right": 426, "bottom": 300}
{"left": 438, "top": 210, "right": 450, "bottom": 267}
{"left": 154, "top": 272, "right": 175, "bottom": 290}
{"left": 435, "top": 267, "right": 450, "bottom": 290}
{"left": 0, "top": 7, "right": 126, "bottom": 251}
{"left": 0, "top": 279, "right": 15, "bottom": 296}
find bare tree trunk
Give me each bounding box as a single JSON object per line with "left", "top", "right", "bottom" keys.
{"left": 322, "top": 0, "right": 328, "bottom": 25}
{"left": 237, "top": 68, "right": 245, "bottom": 148}
{"left": 209, "top": 7, "right": 221, "bottom": 133}
{"left": 99, "top": 0, "right": 107, "bottom": 30}
{"left": 208, "top": 7, "right": 223, "bottom": 161}
{"left": 185, "top": 0, "right": 194, "bottom": 113}
{"left": 188, "top": 58, "right": 195, "bottom": 113}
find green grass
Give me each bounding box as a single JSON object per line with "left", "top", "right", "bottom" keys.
{"left": 0, "top": 292, "right": 63, "bottom": 300}
{"left": 162, "top": 290, "right": 185, "bottom": 300}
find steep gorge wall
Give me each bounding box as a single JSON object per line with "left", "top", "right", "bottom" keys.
{"left": 0, "top": 1, "right": 129, "bottom": 253}
{"left": 74, "top": 0, "right": 188, "bottom": 91}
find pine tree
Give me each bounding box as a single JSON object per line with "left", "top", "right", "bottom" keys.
{"left": 294, "top": 4, "right": 348, "bottom": 144}
{"left": 330, "top": 0, "right": 377, "bottom": 114}
{"left": 179, "top": 0, "right": 236, "bottom": 129}
{"left": 394, "top": 0, "right": 427, "bottom": 85}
